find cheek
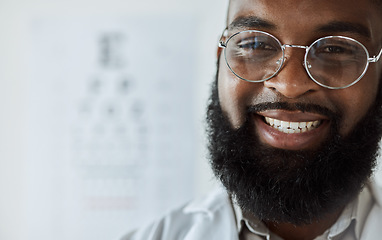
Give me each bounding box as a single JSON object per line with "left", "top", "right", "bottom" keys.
{"left": 218, "top": 61, "right": 255, "bottom": 129}
{"left": 336, "top": 73, "right": 380, "bottom": 136}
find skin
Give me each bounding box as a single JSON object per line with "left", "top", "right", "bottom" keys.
{"left": 217, "top": 0, "right": 382, "bottom": 239}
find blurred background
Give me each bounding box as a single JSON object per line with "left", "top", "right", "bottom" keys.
{"left": 0, "top": 0, "right": 227, "bottom": 239}
{"left": 0, "top": 1, "right": 382, "bottom": 240}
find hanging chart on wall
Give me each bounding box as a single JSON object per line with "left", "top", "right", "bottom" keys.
{"left": 27, "top": 16, "right": 196, "bottom": 240}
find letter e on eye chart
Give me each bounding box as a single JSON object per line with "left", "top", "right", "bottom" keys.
{"left": 26, "top": 17, "right": 196, "bottom": 240}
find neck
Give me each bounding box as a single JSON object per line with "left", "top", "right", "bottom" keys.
{"left": 262, "top": 209, "right": 344, "bottom": 240}
{"left": 242, "top": 207, "right": 344, "bottom": 240}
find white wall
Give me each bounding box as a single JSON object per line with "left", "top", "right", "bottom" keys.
{"left": 0, "top": 1, "right": 227, "bottom": 240}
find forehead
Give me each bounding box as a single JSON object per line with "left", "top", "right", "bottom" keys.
{"left": 228, "top": 0, "right": 382, "bottom": 44}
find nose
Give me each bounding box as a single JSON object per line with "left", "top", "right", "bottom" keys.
{"left": 263, "top": 49, "right": 321, "bottom": 98}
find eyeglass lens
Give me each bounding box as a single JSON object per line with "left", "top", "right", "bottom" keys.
{"left": 224, "top": 31, "right": 369, "bottom": 88}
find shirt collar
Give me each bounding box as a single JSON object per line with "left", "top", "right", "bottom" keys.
{"left": 232, "top": 181, "right": 376, "bottom": 240}
{"left": 242, "top": 219, "right": 271, "bottom": 240}
{"left": 352, "top": 181, "right": 377, "bottom": 239}
{"left": 232, "top": 200, "right": 270, "bottom": 238}
{"left": 327, "top": 193, "right": 358, "bottom": 238}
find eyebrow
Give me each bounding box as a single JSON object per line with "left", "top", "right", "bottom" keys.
{"left": 228, "top": 16, "right": 276, "bottom": 31}
{"left": 315, "top": 21, "right": 371, "bottom": 40}
{"left": 228, "top": 17, "right": 372, "bottom": 40}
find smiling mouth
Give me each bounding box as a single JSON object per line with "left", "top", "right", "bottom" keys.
{"left": 264, "top": 116, "right": 322, "bottom": 134}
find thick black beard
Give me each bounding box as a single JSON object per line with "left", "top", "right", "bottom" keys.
{"left": 207, "top": 72, "right": 382, "bottom": 225}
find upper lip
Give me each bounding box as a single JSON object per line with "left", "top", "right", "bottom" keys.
{"left": 256, "top": 110, "right": 330, "bottom": 122}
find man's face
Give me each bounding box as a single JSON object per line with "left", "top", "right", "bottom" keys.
{"left": 219, "top": 0, "right": 382, "bottom": 150}
{"left": 209, "top": 0, "right": 382, "bottom": 224}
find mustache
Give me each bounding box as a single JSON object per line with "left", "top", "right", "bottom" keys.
{"left": 247, "top": 102, "right": 339, "bottom": 120}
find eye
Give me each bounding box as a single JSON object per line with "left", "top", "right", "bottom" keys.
{"left": 226, "top": 32, "right": 282, "bottom": 60}
{"left": 238, "top": 37, "right": 277, "bottom": 51}
{"left": 320, "top": 45, "right": 353, "bottom": 54}
{"left": 313, "top": 39, "right": 359, "bottom": 56}
{"left": 310, "top": 39, "right": 364, "bottom": 63}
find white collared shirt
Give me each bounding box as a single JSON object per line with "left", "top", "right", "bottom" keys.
{"left": 123, "top": 181, "right": 382, "bottom": 240}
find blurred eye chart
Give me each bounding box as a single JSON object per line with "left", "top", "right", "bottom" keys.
{"left": 27, "top": 17, "right": 196, "bottom": 240}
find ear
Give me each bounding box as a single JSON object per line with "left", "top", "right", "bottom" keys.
{"left": 217, "top": 28, "right": 227, "bottom": 60}
{"left": 216, "top": 46, "right": 223, "bottom": 60}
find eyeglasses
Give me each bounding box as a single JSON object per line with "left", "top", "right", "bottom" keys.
{"left": 219, "top": 29, "right": 382, "bottom": 89}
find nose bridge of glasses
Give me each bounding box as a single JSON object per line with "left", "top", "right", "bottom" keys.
{"left": 282, "top": 44, "right": 309, "bottom": 60}
{"left": 271, "top": 44, "right": 318, "bottom": 96}
{"left": 283, "top": 44, "right": 309, "bottom": 50}
{"left": 281, "top": 44, "right": 309, "bottom": 68}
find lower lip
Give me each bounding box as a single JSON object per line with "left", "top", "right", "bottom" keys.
{"left": 255, "top": 115, "right": 330, "bottom": 151}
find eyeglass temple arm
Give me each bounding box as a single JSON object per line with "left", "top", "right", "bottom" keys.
{"left": 218, "top": 28, "right": 228, "bottom": 48}
{"left": 370, "top": 47, "right": 382, "bottom": 62}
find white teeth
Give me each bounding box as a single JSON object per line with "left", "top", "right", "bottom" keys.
{"left": 281, "top": 121, "right": 289, "bottom": 129}
{"left": 264, "top": 117, "right": 321, "bottom": 133}
{"left": 290, "top": 122, "right": 299, "bottom": 129}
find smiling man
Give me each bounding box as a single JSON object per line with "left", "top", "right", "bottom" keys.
{"left": 124, "top": 0, "right": 382, "bottom": 239}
